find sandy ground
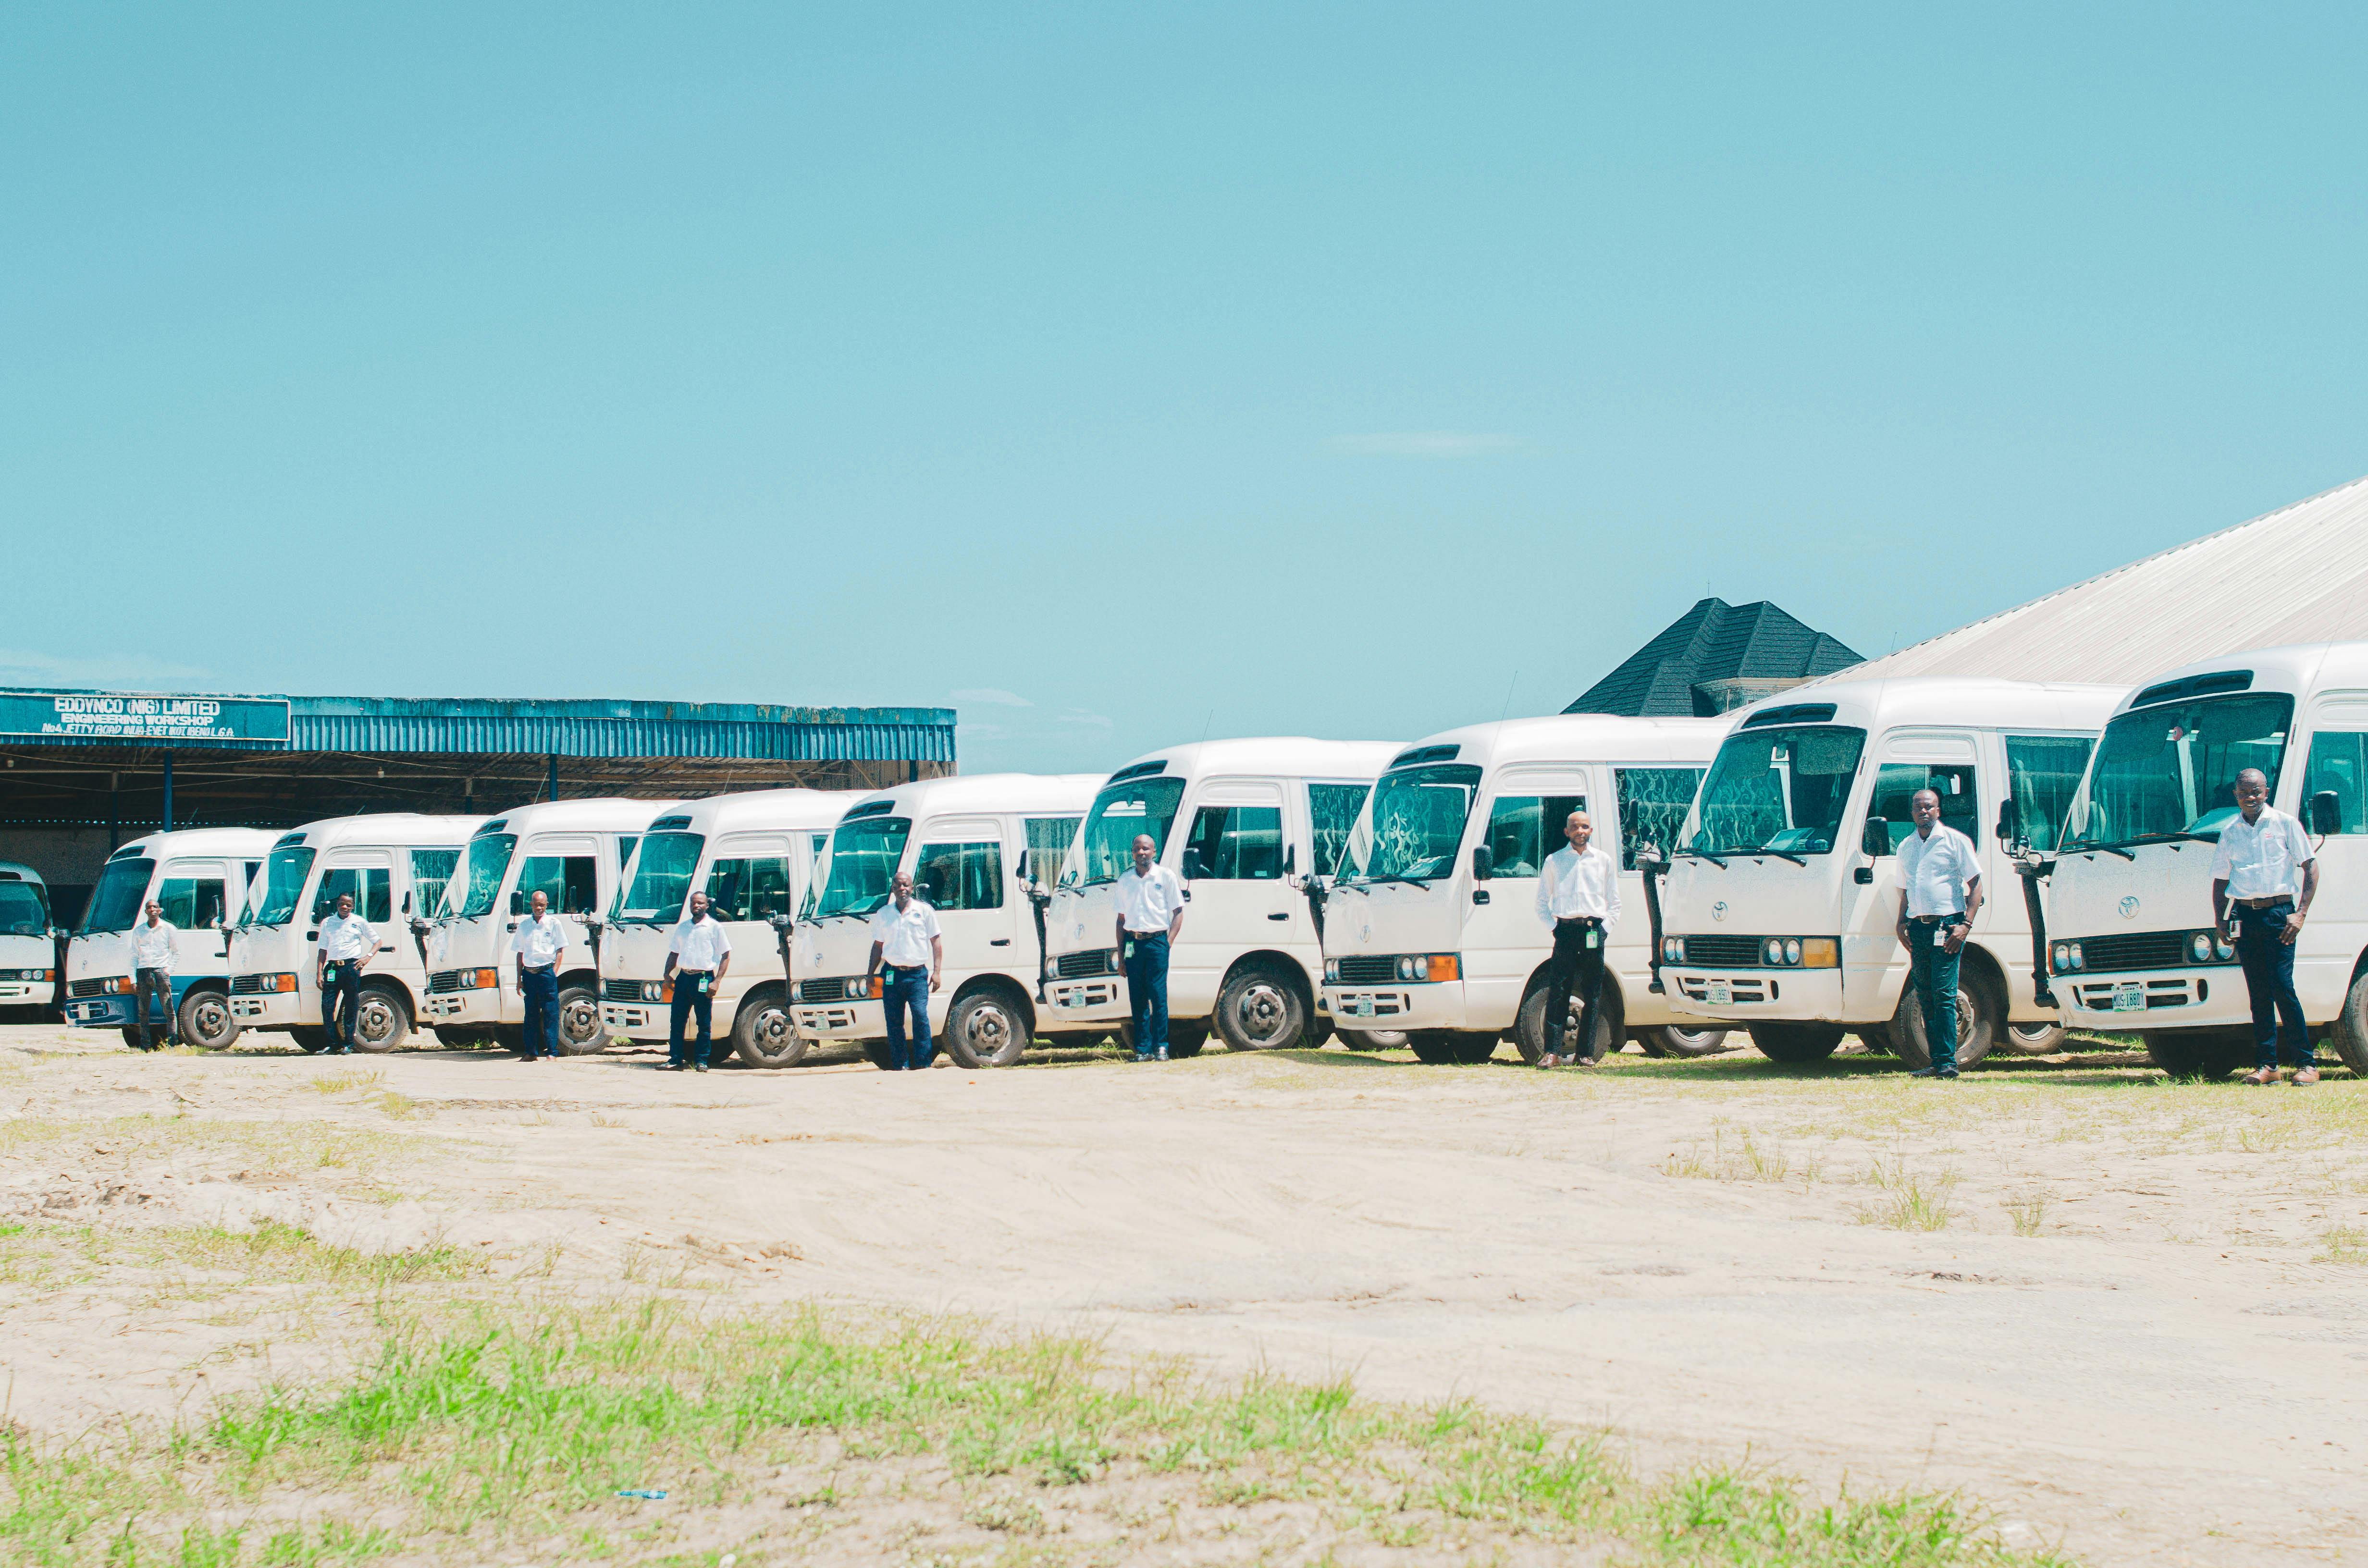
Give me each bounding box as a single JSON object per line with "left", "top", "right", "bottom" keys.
{"left": 3, "top": 1019, "right": 2365, "bottom": 1565}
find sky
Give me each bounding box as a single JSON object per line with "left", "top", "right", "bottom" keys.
{"left": 5, "top": 3, "right": 2366, "bottom": 775}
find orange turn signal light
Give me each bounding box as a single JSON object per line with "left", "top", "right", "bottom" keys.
{"left": 268, "top": 972, "right": 299, "bottom": 993}
{"left": 474, "top": 968, "right": 500, "bottom": 989}
{"left": 1425, "top": 954, "right": 1461, "bottom": 982}
{"left": 1800, "top": 938, "right": 1839, "bottom": 969}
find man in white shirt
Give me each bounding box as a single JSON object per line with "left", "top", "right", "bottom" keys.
{"left": 509, "top": 889, "right": 569, "bottom": 1062}
{"left": 866, "top": 870, "right": 943, "bottom": 1071}
{"left": 1533, "top": 810, "right": 1621, "bottom": 1067}
{"left": 315, "top": 892, "right": 377, "bottom": 1054}
{"left": 1894, "top": 789, "right": 1983, "bottom": 1079}
{"left": 1111, "top": 834, "right": 1186, "bottom": 1062}
{"left": 662, "top": 891, "right": 732, "bottom": 1072}
{"left": 130, "top": 899, "right": 178, "bottom": 1052}
{"left": 2212, "top": 768, "right": 2321, "bottom": 1085}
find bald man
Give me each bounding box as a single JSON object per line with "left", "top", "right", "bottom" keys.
{"left": 1535, "top": 809, "right": 1620, "bottom": 1066}
{"left": 2213, "top": 767, "right": 2319, "bottom": 1085}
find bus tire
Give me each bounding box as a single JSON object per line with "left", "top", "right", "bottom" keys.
{"left": 1166, "top": 1021, "right": 1209, "bottom": 1059}
{"left": 1407, "top": 1031, "right": 1463, "bottom": 1064}
{"left": 291, "top": 1026, "right": 332, "bottom": 1054}
{"left": 1337, "top": 1029, "right": 1403, "bottom": 1051}
{"left": 119, "top": 1026, "right": 144, "bottom": 1051}
{"left": 1453, "top": 1034, "right": 1500, "bottom": 1064}
{"left": 350, "top": 984, "right": 412, "bottom": 1053}
{"left": 731, "top": 987, "right": 808, "bottom": 1068}
{"left": 2145, "top": 1031, "right": 2246, "bottom": 1079}
{"left": 1746, "top": 1022, "right": 1844, "bottom": 1063}
{"left": 1636, "top": 1024, "right": 1730, "bottom": 1058}
{"left": 1514, "top": 980, "right": 1623, "bottom": 1065}
{"left": 1855, "top": 1023, "right": 1897, "bottom": 1055}
{"left": 944, "top": 987, "right": 1030, "bottom": 1069}
{"left": 2001, "top": 1019, "right": 2068, "bottom": 1055}
{"left": 1889, "top": 967, "right": 2001, "bottom": 1070}
{"left": 863, "top": 1040, "right": 894, "bottom": 1070}
{"left": 434, "top": 1026, "right": 495, "bottom": 1048}
{"left": 176, "top": 988, "right": 239, "bottom": 1051}
{"left": 553, "top": 982, "right": 607, "bottom": 1056}
{"left": 1214, "top": 964, "right": 1307, "bottom": 1051}
{"left": 2327, "top": 971, "right": 2368, "bottom": 1077}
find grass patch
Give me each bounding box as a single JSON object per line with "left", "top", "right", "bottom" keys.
{"left": 2316, "top": 1224, "right": 2368, "bottom": 1264}
{"left": 0, "top": 1298, "right": 2075, "bottom": 1568}
{"left": 1856, "top": 1156, "right": 1958, "bottom": 1231}
{"left": 2001, "top": 1190, "right": 2050, "bottom": 1237}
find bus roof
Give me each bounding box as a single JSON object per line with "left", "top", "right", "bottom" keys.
{"left": 650, "top": 787, "right": 867, "bottom": 836}
{"left": 275, "top": 814, "right": 485, "bottom": 851}
{"left": 467, "top": 797, "right": 679, "bottom": 838}
{"left": 1726, "top": 675, "right": 2125, "bottom": 736}
{"left": 1385, "top": 714, "right": 1727, "bottom": 771}
{"left": 1096, "top": 737, "right": 1403, "bottom": 785}
{"left": 2102, "top": 640, "right": 2368, "bottom": 717}
{"left": 105, "top": 828, "right": 283, "bottom": 861}
{"left": 838, "top": 772, "right": 1102, "bottom": 821}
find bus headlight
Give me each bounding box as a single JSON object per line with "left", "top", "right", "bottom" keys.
{"left": 2189, "top": 931, "right": 2212, "bottom": 963}
{"left": 102, "top": 975, "right": 137, "bottom": 994}
{"left": 2214, "top": 938, "right": 2234, "bottom": 961}
{"left": 1394, "top": 954, "right": 1460, "bottom": 982}
{"left": 1784, "top": 938, "right": 1802, "bottom": 965}
{"left": 2051, "top": 942, "right": 2071, "bottom": 972}
{"left": 641, "top": 981, "right": 665, "bottom": 1002}
{"left": 2068, "top": 943, "right": 2084, "bottom": 970}
{"left": 1764, "top": 938, "right": 1786, "bottom": 965}
{"left": 1323, "top": 959, "right": 1340, "bottom": 983}
{"left": 1662, "top": 937, "right": 1685, "bottom": 964}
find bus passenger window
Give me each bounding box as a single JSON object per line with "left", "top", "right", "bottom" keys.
{"left": 1480, "top": 796, "right": 1586, "bottom": 878}
{"left": 1183, "top": 807, "right": 1283, "bottom": 880}
{"left": 314, "top": 869, "right": 392, "bottom": 922}
{"left": 514, "top": 856, "right": 599, "bottom": 915}
{"left": 158, "top": 877, "right": 226, "bottom": 930}
{"left": 2305, "top": 731, "right": 2368, "bottom": 834}
{"left": 917, "top": 843, "right": 1004, "bottom": 910}
{"left": 1865, "top": 764, "right": 1978, "bottom": 853}
{"left": 704, "top": 857, "right": 794, "bottom": 920}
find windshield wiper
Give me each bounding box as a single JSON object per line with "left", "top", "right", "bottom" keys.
{"left": 1677, "top": 848, "right": 1727, "bottom": 869}
{"left": 2072, "top": 843, "right": 2137, "bottom": 861}
{"left": 1366, "top": 874, "right": 1434, "bottom": 888}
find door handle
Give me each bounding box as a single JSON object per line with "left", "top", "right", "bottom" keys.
{"left": 1471, "top": 890, "right": 1491, "bottom": 905}
{"left": 1266, "top": 912, "right": 1290, "bottom": 921}
{"left": 378, "top": 944, "right": 395, "bottom": 953}
{"left": 1853, "top": 868, "right": 1873, "bottom": 884}
{"left": 990, "top": 938, "right": 1011, "bottom": 946}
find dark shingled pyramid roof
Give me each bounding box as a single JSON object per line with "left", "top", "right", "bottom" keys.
{"left": 1564, "top": 598, "right": 1863, "bottom": 717}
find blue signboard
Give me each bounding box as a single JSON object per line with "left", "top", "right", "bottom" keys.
{"left": 0, "top": 690, "right": 291, "bottom": 747}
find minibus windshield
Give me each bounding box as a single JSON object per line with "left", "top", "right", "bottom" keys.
{"left": 249, "top": 847, "right": 316, "bottom": 927}
{"left": 453, "top": 834, "right": 517, "bottom": 918}
{"left": 1343, "top": 764, "right": 1482, "bottom": 882}
{"left": 0, "top": 882, "right": 49, "bottom": 936}
{"left": 78, "top": 858, "right": 154, "bottom": 934}
{"left": 1689, "top": 726, "right": 1867, "bottom": 858}
{"left": 2064, "top": 693, "right": 2294, "bottom": 852}
{"left": 613, "top": 833, "right": 703, "bottom": 921}
{"left": 810, "top": 817, "right": 912, "bottom": 918}
{"left": 1065, "top": 778, "right": 1188, "bottom": 886}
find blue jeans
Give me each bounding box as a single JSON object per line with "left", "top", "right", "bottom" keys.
{"left": 882, "top": 965, "right": 932, "bottom": 1070}
{"left": 519, "top": 966, "right": 559, "bottom": 1058}
{"left": 1907, "top": 917, "right": 1961, "bottom": 1071}
{"left": 668, "top": 970, "right": 715, "bottom": 1065}
{"left": 321, "top": 961, "right": 362, "bottom": 1050}
{"left": 1124, "top": 931, "right": 1169, "bottom": 1059}
{"left": 2232, "top": 902, "right": 2311, "bottom": 1069}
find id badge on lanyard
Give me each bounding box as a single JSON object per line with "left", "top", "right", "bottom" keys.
{"left": 1585, "top": 926, "right": 1600, "bottom": 950}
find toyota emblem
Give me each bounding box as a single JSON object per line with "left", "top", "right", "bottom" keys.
{"left": 2119, "top": 896, "right": 2140, "bottom": 919}
{"left": 1712, "top": 901, "right": 1729, "bottom": 921}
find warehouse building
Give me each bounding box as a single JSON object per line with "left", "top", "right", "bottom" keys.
{"left": 0, "top": 689, "right": 955, "bottom": 921}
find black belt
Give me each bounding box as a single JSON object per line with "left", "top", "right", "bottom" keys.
{"left": 675, "top": 968, "right": 715, "bottom": 977}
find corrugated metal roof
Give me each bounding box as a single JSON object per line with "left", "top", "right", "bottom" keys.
{"left": 1826, "top": 472, "right": 2368, "bottom": 686}
{"left": 0, "top": 689, "right": 956, "bottom": 761}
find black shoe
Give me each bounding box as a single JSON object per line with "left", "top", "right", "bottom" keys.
{"left": 1910, "top": 1065, "right": 1946, "bottom": 1078}
{"left": 694, "top": 1059, "right": 708, "bottom": 1073}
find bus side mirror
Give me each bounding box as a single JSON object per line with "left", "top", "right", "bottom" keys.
{"left": 1470, "top": 846, "right": 1493, "bottom": 882}
{"left": 1995, "top": 799, "right": 2019, "bottom": 843}
{"left": 1861, "top": 817, "right": 1890, "bottom": 858}
{"left": 1182, "top": 850, "right": 1208, "bottom": 881}
{"left": 1283, "top": 844, "right": 1295, "bottom": 875}
{"left": 2310, "top": 790, "right": 2343, "bottom": 836}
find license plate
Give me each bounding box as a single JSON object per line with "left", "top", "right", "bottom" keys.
{"left": 1350, "top": 996, "right": 1374, "bottom": 1017}
{"left": 1705, "top": 979, "right": 1732, "bottom": 1006}
{"left": 2112, "top": 981, "right": 2145, "bottom": 1013}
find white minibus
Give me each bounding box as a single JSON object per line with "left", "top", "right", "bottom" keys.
{"left": 64, "top": 830, "right": 278, "bottom": 1048}
{"left": 2046, "top": 643, "right": 2368, "bottom": 1077}
{"left": 1660, "top": 677, "right": 2121, "bottom": 1067}
{"left": 1318, "top": 717, "right": 1727, "bottom": 1064}
{"left": 1042, "top": 738, "right": 1397, "bottom": 1053}
{"left": 228, "top": 815, "right": 480, "bottom": 1052}
{"left": 791, "top": 774, "right": 1098, "bottom": 1067}
{"left": 423, "top": 798, "right": 670, "bottom": 1053}
{"left": 597, "top": 788, "right": 853, "bottom": 1067}
{"left": 0, "top": 861, "right": 58, "bottom": 1017}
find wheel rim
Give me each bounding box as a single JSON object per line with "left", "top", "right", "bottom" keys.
{"left": 964, "top": 1004, "right": 1013, "bottom": 1061}
{"left": 187, "top": 996, "right": 231, "bottom": 1047}
{"left": 1231, "top": 980, "right": 1293, "bottom": 1046}
{"left": 2009, "top": 1022, "right": 2057, "bottom": 1046}
{"left": 356, "top": 996, "right": 398, "bottom": 1046}
{"left": 559, "top": 997, "right": 602, "bottom": 1049}
{"left": 1667, "top": 1028, "right": 1722, "bottom": 1051}
{"left": 746, "top": 1005, "right": 794, "bottom": 1059}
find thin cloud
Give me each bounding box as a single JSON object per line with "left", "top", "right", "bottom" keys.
{"left": 1056, "top": 708, "right": 1113, "bottom": 730}
{"left": 1329, "top": 432, "right": 1522, "bottom": 458}
{"left": 0, "top": 647, "right": 216, "bottom": 690}
{"left": 950, "top": 687, "right": 1032, "bottom": 708}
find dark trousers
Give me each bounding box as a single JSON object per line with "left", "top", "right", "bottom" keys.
{"left": 134, "top": 967, "right": 174, "bottom": 1051}
{"left": 1907, "top": 916, "right": 1961, "bottom": 1070}
{"left": 2232, "top": 901, "right": 2311, "bottom": 1069}
{"left": 668, "top": 971, "right": 715, "bottom": 1065}
{"left": 883, "top": 965, "right": 932, "bottom": 1070}
{"left": 1544, "top": 918, "right": 1607, "bottom": 1057}
{"left": 1124, "top": 931, "right": 1170, "bottom": 1058}
{"left": 519, "top": 966, "right": 559, "bottom": 1058}
{"left": 321, "top": 962, "right": 362, "bottom": 1050}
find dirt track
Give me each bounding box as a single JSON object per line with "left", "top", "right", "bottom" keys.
{"left": 3, "top": 1021, "right": 2364, "bottom": 1564}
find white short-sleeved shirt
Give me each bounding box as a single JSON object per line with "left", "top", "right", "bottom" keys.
{"left": 1113, "top": 864, "right": 1187, "bottom": 934}
{"left": 1535, "top": 844, "right": 1622, "bottom": 926}
{"left": 2212, "top": 806, "right": 2315, "bottom": 900}
{"left": 318, "top": 912, "right": 377, "bottom": 962}
{"left": 870, "top": 897, "right": 941, "bottom": 968}
{"left": 509, "top": 912, "right": 568, "bottom": 968}
{"left": 1897, "top": 824, "right": 1980, "bottom": 919}
{"left": 132, "top": 919, "right": 177, "bottom": 971}
{"left": 667, "top": 914, "right": 732, "bottom": 971}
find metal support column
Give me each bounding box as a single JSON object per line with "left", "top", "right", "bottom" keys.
{"left": 162, "top": 753, "right": 174, "bottom": 833}
{"left": 546, "top": 754, "right": 559, "bottom": 802}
